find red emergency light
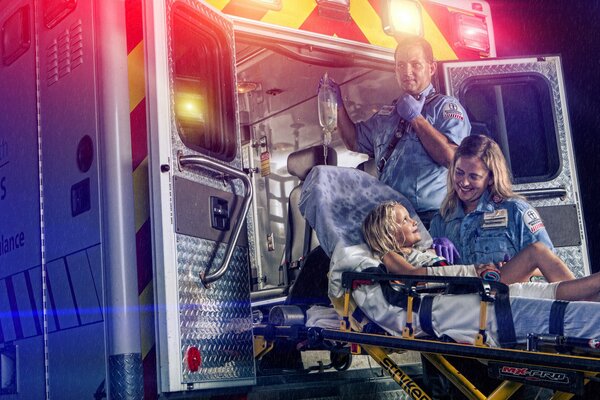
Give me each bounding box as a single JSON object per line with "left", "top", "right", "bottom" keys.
{"left": 453, "top": 13, "right": 490, "bottom": 55}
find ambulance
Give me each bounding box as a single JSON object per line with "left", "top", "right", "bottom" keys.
{"left": 0, "top": 0, "right": 588, "bottom": 398}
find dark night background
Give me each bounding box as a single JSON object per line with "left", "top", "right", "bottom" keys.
{"left": 489, "top": 1, "right": 600, "bottom": 273}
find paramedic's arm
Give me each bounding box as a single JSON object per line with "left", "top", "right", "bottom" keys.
{"left": 515, "top": 204, "right": 555, "bottom": 252}
{"left": 411, "top": 116, "right": 457, "bottom": 167}
{"left": 381, "top": 252, "right": 427, "bottom": 276}
{"left": 412, "top": 99, "right": 470, "bottom": 167}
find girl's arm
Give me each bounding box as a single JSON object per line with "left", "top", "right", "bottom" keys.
{"left": 381, "top": 251, "right": 428, "bottom": 276}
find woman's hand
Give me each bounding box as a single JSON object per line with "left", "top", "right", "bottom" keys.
{"left": 432, "top": 237, "right": 461, "bottom": 264}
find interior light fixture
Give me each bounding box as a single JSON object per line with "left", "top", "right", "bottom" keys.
{"left": 237, "top": 81, "right": 259, "bottom": 94}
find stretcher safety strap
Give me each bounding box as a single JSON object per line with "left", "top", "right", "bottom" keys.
{"left": 494, "top": 291, "right": 517, "bottom": 348}
{"left": 549, "top": 300, "right": 569, "bottom": 336}
{"left": 419, "top": 295, "right": 437, "bottom": 338}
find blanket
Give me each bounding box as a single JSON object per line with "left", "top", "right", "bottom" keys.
{"left": 299, "top": 165, "right": 432, "bottom": 258}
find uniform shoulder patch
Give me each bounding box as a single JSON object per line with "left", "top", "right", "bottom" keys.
{"left": 523, "top": 208, "right": 545, "bottom": 233}
{"left": 442, "top": 101, "right": 464, "bottom": 121}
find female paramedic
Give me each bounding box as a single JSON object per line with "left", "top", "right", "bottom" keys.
{"left": 429, "top": 134, "right": 557, "bottom": 267}
{"left": 361, "top": 201, "right": 592, "bottom": 300}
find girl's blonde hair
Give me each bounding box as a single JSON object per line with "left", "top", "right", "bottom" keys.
{"left": 440, "top": 135, "right": 522, "bottom": 217}
{"left": 362, "top": 201, "right": 407, "bottom": 258}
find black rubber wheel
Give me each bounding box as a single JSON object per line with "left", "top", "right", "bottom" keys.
{"left": 330, "top": 350, "right": 352, "bottom": 371}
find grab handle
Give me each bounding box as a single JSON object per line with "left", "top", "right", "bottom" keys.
{"left": 516, "top": 187, "right": 567, "bottom": 201}
{"left": 178, "top": 154, "right": 253, "bottom": 286}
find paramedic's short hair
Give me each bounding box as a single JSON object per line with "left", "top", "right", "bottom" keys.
{"left": 395, "top": 36, "right": 434, "bottom": 64}
{"left": 362, "top": 201, "right": 404, "bottom": 258}
{"left": 440, "top": 135, "right": 523, "bottom": 217}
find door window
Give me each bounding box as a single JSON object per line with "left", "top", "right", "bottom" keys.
{"left": 171, "top": 5, "right": 236, "bottom": 161}
{"left": 459, "top": 74, "right": 560, "bottom": 183}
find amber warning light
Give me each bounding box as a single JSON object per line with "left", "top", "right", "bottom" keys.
{"left": 381, "top": 0, "right": 423, "bottom": 38}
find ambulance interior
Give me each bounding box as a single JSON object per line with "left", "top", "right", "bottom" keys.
{"left": 235, "top": 34, "right": 563, "bottom": 301}
{"left": 235, "top": 34, "right": 398, "bottom": 297}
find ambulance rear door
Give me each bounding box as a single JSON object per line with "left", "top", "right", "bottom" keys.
{"left": 144, "top": 0, "right": 255, "bottom": 394}
{"left": 440, "top": 56, "right": 590, "bottom": 276}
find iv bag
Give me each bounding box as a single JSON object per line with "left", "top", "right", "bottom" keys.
{"left": 318, "top": 72, "right": 338, "bottom": 133}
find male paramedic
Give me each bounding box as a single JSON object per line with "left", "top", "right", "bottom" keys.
{"left": 327, "top": 36, "right": 471, "bottom": 224}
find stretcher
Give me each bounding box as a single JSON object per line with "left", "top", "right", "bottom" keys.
{"left": 253, "top": 165, "right": 600, "bottom": 399}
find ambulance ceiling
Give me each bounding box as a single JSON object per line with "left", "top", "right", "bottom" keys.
{"left": 233, "top": 40, "right": 398, "bottom": 170}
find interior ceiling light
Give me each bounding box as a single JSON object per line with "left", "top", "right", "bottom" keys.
{"left": 381, "top": 0, "right": 423, "bottom": 38}
{"left": 237, "top": 81, "right": 259, "bottom": 94}
{"left": 316, "top": 0, "right": 351, "bottom": 21}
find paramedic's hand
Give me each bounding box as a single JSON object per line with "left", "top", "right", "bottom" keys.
{"left": 432, "top": 237, "right": 460, "bottom": 264}
{"left": 318, "top": 76, "right": 343, "bottom": 105}
{"left": 395, "top": 94, "right": 426, "bottom": 122}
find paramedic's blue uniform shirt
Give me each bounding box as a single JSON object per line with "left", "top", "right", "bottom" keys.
{"left": 429, "top": 190, "right": 554, "bottom": 264}
{"left": 355, "top": 84, "right": 470, "bottom": 212}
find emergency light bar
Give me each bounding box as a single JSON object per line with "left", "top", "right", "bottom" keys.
{"left": 381, "top": 0, "right": 423, "bottom": 38}
{"left": 453, "top": 13, "right": 490, "bottom": 54}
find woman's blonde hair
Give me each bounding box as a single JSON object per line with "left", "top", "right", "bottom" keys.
{"left": 440, "top": 135, "right": 522, "bottom": 217}
{"left": 362, "top": 201, "right": 407, "bottom": 258}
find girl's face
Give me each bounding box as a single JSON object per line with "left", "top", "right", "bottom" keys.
{"left": 393, "top": 205, "right": 421, "bottom": 247}
{"left": 453, "top": 156, "right": 492, "bottom": 213}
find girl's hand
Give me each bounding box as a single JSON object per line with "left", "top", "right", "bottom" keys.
{"left": 475, "top": 263, "right": 501, "bottom": 281}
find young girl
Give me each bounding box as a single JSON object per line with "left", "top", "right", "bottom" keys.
{"left": 362, "top": 201, "right": 600, "bottom": 301}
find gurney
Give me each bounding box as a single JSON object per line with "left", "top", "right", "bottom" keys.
{"left": 254, "top": 165, "right": 600, "bottom": 399}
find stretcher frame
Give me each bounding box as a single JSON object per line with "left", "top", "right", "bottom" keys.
{"left": 254, "top": 272, "right": 600, "bottom": 400}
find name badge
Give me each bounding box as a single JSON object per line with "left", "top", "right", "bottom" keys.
{"left": 378, "top": 105, "right": 395, "bottom": 116}
{"left": 481, "top": 209, "right": 508, "bottom": 229}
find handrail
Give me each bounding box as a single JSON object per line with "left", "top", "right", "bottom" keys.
{"left": 515, "top": 187, "right": 567, "bottom": 201}
{"left": 178, "top": 154, "right": 253, "bottom": 286}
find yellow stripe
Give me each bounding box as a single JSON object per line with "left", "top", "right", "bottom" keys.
{"left": 351, "top": 0, "right": 397, "bottom": 49}
{"left": 205, "top": 0, "right": 229, "bottom": 10}
{"left": 128, "top": 41, "right": 146, "bottom": 112}
{"left": 260, "top": 0, "right": 315, "bottom": 29}
{"left": 139, "top": 282, "right": 155, "bottom": 359}
{"left": 419, "top": 1, "right": 457, "bottom": 61}
{"left": 133, "top": 157, "right": 150, "bottom": 232}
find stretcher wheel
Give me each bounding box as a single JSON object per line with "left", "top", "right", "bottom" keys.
{"left": 330, "top": 350, "right": 352, "bottom": 371}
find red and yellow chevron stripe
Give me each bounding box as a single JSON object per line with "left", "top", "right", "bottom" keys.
{"left": 206, "top": 0, "right": 459, "bottom": 60}
{"left": 126, "top": 0, "right": 156, "bottom": 398}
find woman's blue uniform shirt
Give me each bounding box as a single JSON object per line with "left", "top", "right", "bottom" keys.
{"left": 355, "top": 84, "right": 471, "bottom": 212}
{"left": 429, "top": 190, "right": 554, "bottom": 264}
